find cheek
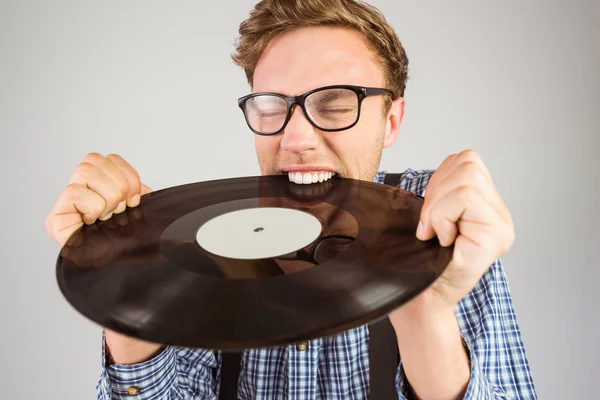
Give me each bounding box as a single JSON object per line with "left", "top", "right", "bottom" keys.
{"left": 325, "top": 133, "right": 367, "bottom": 175}
{"left": 254, "top": 136, "right": 280, "bottom": 166}
{"left": 326, "top": 113, "right": 385, "bottom": 177}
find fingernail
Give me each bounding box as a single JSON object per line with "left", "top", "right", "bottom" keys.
{"left": 129, "top": 194, "right": 141, "bottom": 207}
{"left": 100, "top": 212, "right": 113, "bottom": 221}
{"left": 116, "top": 201, "right": 126, "bottom": 213}
{"left": 416, "top": 221, "right": 424, "bottom": 237}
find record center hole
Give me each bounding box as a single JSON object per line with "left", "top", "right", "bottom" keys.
{"left": 254, "top": 227, "right": 264, "bottom": 232}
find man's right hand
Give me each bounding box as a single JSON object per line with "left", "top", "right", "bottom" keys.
{"left": 45, "top": 153, "right": 152, "bottom": 247}
{"left": 46, "top": 153, "right": 163, "bottom": 365}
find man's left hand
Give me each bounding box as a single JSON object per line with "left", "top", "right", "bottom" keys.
{"left": 415, "top": 149, "right": 515, "bottom": 309}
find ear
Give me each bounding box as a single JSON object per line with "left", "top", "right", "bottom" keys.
{"left": 383, "top": 97, "right": 405, "bottom": 148}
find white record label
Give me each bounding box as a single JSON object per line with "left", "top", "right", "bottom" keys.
{"left": 196, "top": 207, "right": 323, "bottom": 259}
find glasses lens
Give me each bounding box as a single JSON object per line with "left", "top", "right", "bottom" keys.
{"left": 305, "top": 88, "right": 359, "bottom": 130}
{"left": 244, "top": 95, "right": 288, "bottom": 134}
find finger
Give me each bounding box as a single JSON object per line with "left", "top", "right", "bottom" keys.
{"left": 422, "top": 154, "right": 458, "bottom": 197}
{"left": 438, "top": 150, "right": 493, "bottom": 191}
{"left": 426, "top": 150, "right": 492, "bottom": 199}
{"left": 64, "top": 183, "right": 108, "bottom": 224}
{"left": 417, "top": 157, "right": 454, "bottom": 240}
{"left": 420, "top": 160, "right": 506, "bottom": 229}
{"left": 81, "top": 153, "right": 130, "bottom": 214}
{"left": 418, "top": 185, "right": 498, "bottom": 246}
{"left": 68, "top": 161, "right": 122, "bottom": 219}
{"left": 418, "top": 148, "right": 509, "bottom": 239}
{"left": 46, "top": 183, "right": 107, "bottom": 246}
{"left": 416, "top": 154, "right": 459, "bottom": 228}
{"left": 105, "top": 154, "right": 143, "bottom": 207}
{"left": 453, "top": 215, "right": 514, "bottom": 269}
{"left": 457, "top": 149, "right": 492, "bottom": 180}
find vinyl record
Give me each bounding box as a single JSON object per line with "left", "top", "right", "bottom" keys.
{"left": 56, "top": 175, "right": 453, "bottom": 351}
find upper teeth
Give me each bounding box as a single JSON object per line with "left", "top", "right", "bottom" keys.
{"left": 288, "top": 171, "right": 335, "bottom": 184}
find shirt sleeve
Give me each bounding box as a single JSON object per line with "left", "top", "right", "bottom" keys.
{"left": 394, "top": 259, "right": 538, "bottom": 399}
{"left": 96, "top": 331, "right": 219, "bottom": 400}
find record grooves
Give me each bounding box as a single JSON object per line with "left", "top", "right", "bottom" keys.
{"left": 56, "top": 175, "right": 452, "bottom": 351}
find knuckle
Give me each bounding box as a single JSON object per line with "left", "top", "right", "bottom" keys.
{"left": 105, "top": 153, "right": 123, "bottom": 162}
{"left": 460, "top": 160, "right": 481, "bottom": 175}
{"left": 65, "top": 182, "right": 82, "bottom": 199}
{"left": 438, "top": 154, "right": 456, "bottom": 170}
{"left": 107, "top": 153, "right": 129, "bottom": 169}
{"left": 459, "top": 149, "right": 480, "bottom": 161}
{"left": 74, "top": 161, "right": 95, "bottom": 177}
{"left": 105, "top": 191, "right": 121, "bottom": 208}
{"left": 107, "top": 154, "right": 140, "bottom": 183}
{"left": 445, "top": 153, "right": 458, "bottom": 162}
{"left": 458, "top": 161, "right": 484, "bottom": 183}
{"left": 106, "top": 154, "right": 130, "bottom": 173}
{"left": 83, "top": 152, "right": 105, "bottom": 163}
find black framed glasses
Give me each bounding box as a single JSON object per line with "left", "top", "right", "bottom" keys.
{"left": 238, "top": 85, "right": 394, "bottom": 136}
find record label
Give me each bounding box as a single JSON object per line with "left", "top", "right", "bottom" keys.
{"left": 196, "top": 207, "right": 323, "bottom": 260}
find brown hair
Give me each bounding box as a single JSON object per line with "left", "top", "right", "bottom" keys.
{"left": 231, "top": 0, "right": 409, "bottom": 99}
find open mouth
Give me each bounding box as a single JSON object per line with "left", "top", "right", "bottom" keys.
{"left": 286, "top": 171, "right": 337, "bottom": 184}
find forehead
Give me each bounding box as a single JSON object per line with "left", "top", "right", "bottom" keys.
{"left": 252, "top": 26, "right": 385, "bottom": 95}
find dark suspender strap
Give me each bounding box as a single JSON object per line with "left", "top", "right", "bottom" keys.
{"left": 219, "top": 351, "right": 241, "bottom": 399}
{"left": 218, "top": 321, "right": 398, "bottom": 399}
{"left": 368, "top": 317, "right": 400, "bottom": 399}
{"left": 384, "top": 173, "right": 403, "bottom": 187}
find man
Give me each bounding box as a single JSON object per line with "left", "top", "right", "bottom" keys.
{"left": 45, "top": 0, "right": 537, "bottom": 398}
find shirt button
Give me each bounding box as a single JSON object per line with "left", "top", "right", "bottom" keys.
{"left": 127, "top": 386, "right": 141, "bottom": 395}
{"left": 297, "top": 341, "right": 308, "bottom": 351}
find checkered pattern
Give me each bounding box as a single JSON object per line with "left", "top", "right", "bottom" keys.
{"left": 96, "top": 169, "right": 537, "bottom": 399}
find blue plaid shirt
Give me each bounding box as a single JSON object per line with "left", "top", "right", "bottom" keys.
{"left": 96, "top": 169, "right": 537, "bottom": 399}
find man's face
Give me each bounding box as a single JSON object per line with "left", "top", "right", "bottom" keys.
{"left": 250, "top": 26, "right": 405, "bottom": 183}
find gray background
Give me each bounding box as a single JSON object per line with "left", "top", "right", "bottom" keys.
{"left": 1, "top": 0, "right": 598, "bottom": 398}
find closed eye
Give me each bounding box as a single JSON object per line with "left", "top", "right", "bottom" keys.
{"left": 260, "top": 111, "right": 287, "bottom": 118}
{"left": 319, "top": 108, "right": 354, "bottom": 114}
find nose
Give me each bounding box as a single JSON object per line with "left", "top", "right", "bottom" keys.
{"left": 280, "top": 106, "right": 321, "bottom": 154}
